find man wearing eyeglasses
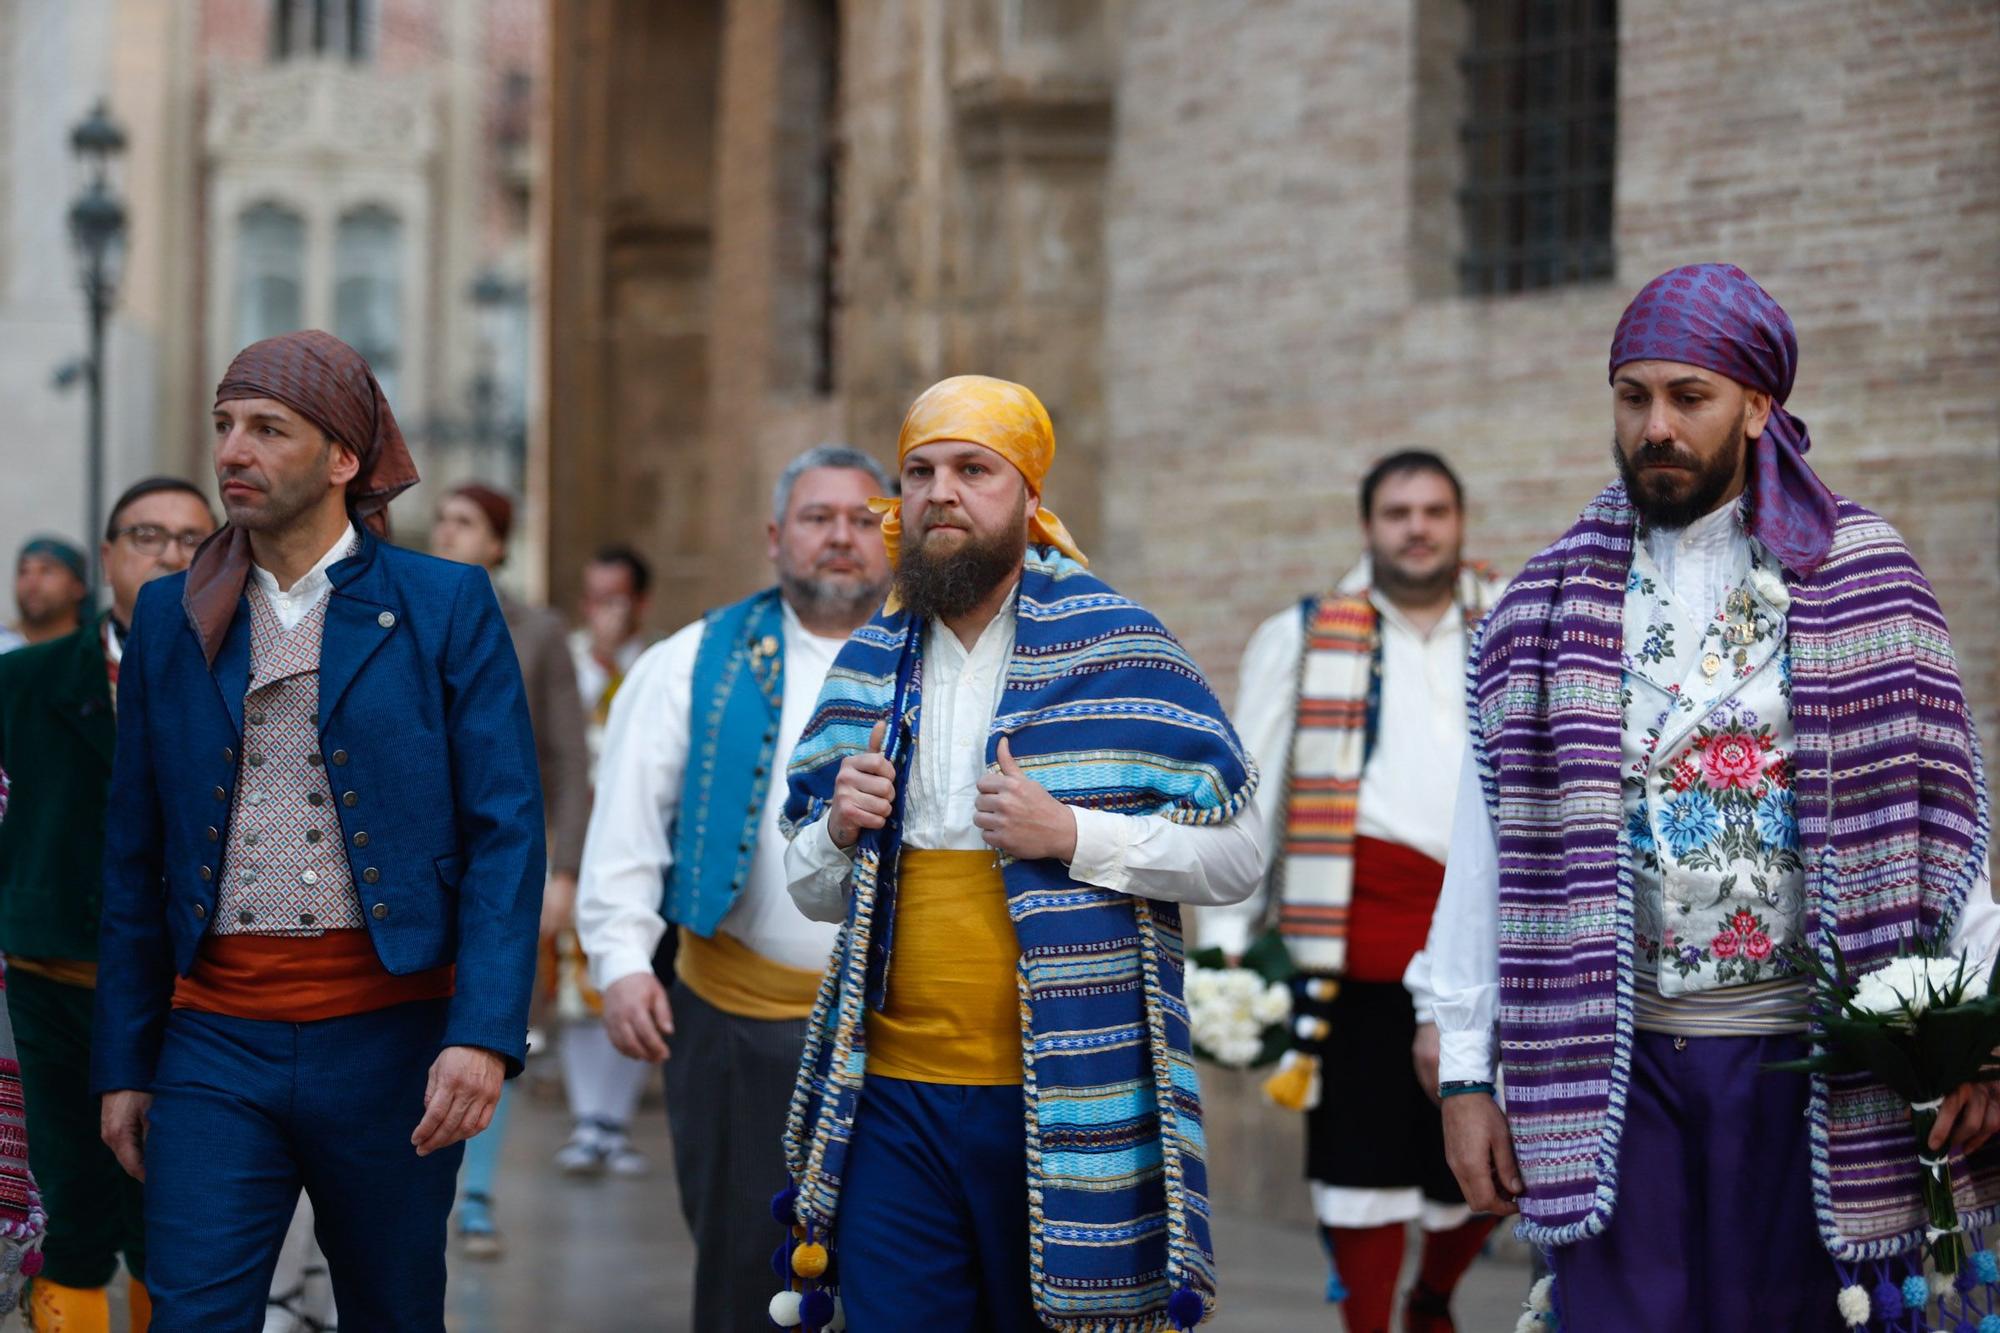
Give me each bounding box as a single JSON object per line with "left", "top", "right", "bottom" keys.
{"left": 0, "top": 476, "right": 214, "bottom": 1330}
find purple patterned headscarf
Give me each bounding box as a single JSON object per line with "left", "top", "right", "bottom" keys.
{"left": 1609, "top": 263, "right": 1840, "bottom": 575}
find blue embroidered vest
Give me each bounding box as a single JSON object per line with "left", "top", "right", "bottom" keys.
{"left": 662, "top": 588, "right": 786, "bottom": 938}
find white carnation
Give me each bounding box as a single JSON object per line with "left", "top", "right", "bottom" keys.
{"left": 1750, "top": 565, "right": 1791, "bottom": 611}
{"left": 1850, "top": 954, "right": 1987, "bottom": 1019}
{"left": 1249, "top": 982, "right": 1292, "bottom": 1026}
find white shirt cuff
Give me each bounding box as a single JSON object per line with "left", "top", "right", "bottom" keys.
{"left": 1438, "top": 1027, "right": 1497, "bottom": 1085}
{"left": 1066, "top": 806, "right": 1129, "bottom": 891}
{"left": 589, "top": 944, "right": 661, "bottom": 997}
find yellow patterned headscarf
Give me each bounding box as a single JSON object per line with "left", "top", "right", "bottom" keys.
{"left": 872, "top": 374, "right": 1088, "bottom": 570}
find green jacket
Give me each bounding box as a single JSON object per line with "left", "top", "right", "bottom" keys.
{"left": 0, "top": 615, "right": 116, "bottom": 960}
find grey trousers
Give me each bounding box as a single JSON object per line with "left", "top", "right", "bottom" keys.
{"left": 662, "top": 979, "right": 810, "bottom": 1333}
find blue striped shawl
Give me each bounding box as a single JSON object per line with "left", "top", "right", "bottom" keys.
{"left": 780, "top": 550, "right": 1258, "bottom": 1331}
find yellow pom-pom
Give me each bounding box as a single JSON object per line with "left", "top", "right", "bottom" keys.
{"left": 791, "top": 1242, "right": 829, "bottom": 1279}
{"left": 1262, "top": 1050, "right": 1322, "bottom": 1113}
{"left": 1306, "top": 977, "right": 1340, "bottom": 1002}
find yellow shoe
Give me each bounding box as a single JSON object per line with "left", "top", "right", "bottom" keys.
{"left": 25, "top": 1279, "right": 111, "bottom": 1333}
{"left": 126, "top": 1279, "right": 152, "bottom": 1333}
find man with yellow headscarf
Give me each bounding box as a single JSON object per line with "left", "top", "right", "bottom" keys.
{"left": 775, "top": 376, "right": 1264, "bottom": 1332}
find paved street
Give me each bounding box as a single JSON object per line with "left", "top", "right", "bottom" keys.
{"left": 440, "top": 1062, "right": 1535, "bottom": 1332}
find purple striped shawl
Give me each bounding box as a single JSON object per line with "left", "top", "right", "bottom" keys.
{"left": 1469, "top": 481, "right": 1993, "bottom": 1256}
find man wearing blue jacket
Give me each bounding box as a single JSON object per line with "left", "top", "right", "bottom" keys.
{"left": 92, "top": 330, "right": 544, "bottom": 1330}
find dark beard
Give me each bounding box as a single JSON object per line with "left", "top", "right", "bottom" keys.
{"left": 1370, "top": 550, "right": 1458, "bottom": 606}
{"left": 1611, "top": 423, "right": 1746, "bottom": 531}
{"left": 893, "top": 521, "right": 1027, "bottom": 622}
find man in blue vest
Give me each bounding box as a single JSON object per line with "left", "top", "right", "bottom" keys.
{"left": 575, "top": 444, "right": 893, "bottom": 1332}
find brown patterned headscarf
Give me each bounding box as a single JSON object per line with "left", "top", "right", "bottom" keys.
{"left": 183, "top": 330, "right": 419, "bottom": 663}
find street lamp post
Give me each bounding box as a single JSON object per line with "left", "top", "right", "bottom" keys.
{"left": 67, "top": 100, "right": 128, "bottom": 591}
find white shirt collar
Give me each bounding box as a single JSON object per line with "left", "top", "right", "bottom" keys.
{"left": 925, "top": 584, "right": 1019, "bottom": 671}
{"left": 250, "top": 520, "right": 358, "bottom": 603}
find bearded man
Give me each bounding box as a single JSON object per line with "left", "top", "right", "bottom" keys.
{"left": 1215, "top": 451, "right": 1501, "bottom": 1333}
{"left": 575, "top": 444, "right": 893, "bottom": 1331}
{"left": 1431, "top": 264, "right": 2000, "bottom": 1331}
{"left": 93, "top": 330, "right": 544, "bottom": 1329}
{"left": 781, "top": 376, "right": 1263, "bottom": 1331}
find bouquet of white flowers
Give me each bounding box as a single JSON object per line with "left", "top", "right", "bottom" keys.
{"left": 1772, "top": 941, "right": 2000, "bottom": 1276}
{"left": 1184, "top": 936, "right": 1294, "bottom": 1070}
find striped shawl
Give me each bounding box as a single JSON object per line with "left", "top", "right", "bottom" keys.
{"left": 781, "top": 550, "right": 1258, "bottom": 1331}
{"left": 1469, "top": 482, "right": 1993, "bottom": 1256}
{"left": 1277, "top": 566, "right": 1500, "bottom": 972}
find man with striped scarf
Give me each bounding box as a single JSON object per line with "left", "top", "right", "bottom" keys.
{"left": 1431, "top": 263, "right": 2000, "bottom": 1331}
{"left": 1217, "top": 451, "right": 1501, "bottom": 1333}
{"left": 781, "top": 375, "right": 1263, "bottom": 1331}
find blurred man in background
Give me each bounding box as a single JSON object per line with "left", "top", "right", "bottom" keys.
{"left": 0, "top": 478, "right": 215, "bottom": 1331}
{"left": 3, "top": 536, "right": 91, "bottom": 653}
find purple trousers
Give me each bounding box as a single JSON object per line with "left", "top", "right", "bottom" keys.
{"left": 1550, "top": 1031, "right": 1844, "bottom": 1333}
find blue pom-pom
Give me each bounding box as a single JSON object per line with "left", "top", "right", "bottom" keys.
{"left": 1873, "top": 1279, "right": 1905, "bottom": 1320}
{"left": 800, "top": 1289, "right": 836, "bottom": 1327}
{"left": 1959, "top": 1265, "right": 1981, "bottom": 1294}
{"left": 770, "top": 1185, "right": 799, "bottom": 1226}
{"left": 772, "top": 1241, "right": 792, "bottom": 1279}
{"left": 1976, "top": 1249, "right": 2000, "bottom": 1285}
{"left": 1957, "top": 1319, "right": 1979, "bottom": 1333}
{"left": 1166, "top": 1284, "right": 1204, "bottom": 1329}
{"left": 1903, "top": 1274, "right": 1932, "bottom": 1310}
{"left": 1978, "top": 1313, "right": 2000, "bottom": 1333}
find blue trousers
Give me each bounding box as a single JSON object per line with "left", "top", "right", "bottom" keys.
{"left": 143, "top": 999, "right": 464, "bottom": 1332}
{"left": 836, "top": 1076, "right": 1048, "bottom": 1332}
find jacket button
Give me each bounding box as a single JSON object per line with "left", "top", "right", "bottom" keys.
{"left": 249, "top": 711, "right": 266, "bottom": 726}
{"left": 378, "top": 611, "right": 396, "bottom": 628}
{"left": 237, "top": 909, "right": 255, "bottom": 925}
{"left": 342, "top": 791, "right": 358, "bottom": 808}
{"left": 308, "top": 752, "right": 322, "bottom": 766}
{"left": 372, "top": 902, "right": 389, "bottom": 920}
{"left": 194, "top": 902, "right": 207, "bottom": 919}
{"left": 308, "top": 792, "right": 324, "bottom": 807}
{"left": 199, "top": 865, "right": 213, "bottom": 881}
{"left": 205, "top": 826, "right": 218, "bottom": 842}
{"left": 362, "top": 867, "right": 380, "bottom": 884}
{"left": 306, "top": 830, "right": 321, "bottom": 844}
{"left": 332, "top": 750, "right": 349, "bottom": 766}
{"left": 247, "top": 753, "right": 265, "bottom": 767}
{"left": 299, "top": 911, "right": 315, "bottom": 926}
{"left": 213, "top": 786, "right": 227, "bottom": 802}
{"left": 353, "top": 831, "right": 370, "bottom": 848}
{"left": 222, "top": 746, "right": 234, "bottom": 763}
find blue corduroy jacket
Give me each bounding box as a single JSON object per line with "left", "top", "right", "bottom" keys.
{"left": 91, "top": 526, "right": 546, "bottom": 1093}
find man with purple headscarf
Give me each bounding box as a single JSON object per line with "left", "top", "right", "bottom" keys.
{"left": 1428, "top": 264, "right": 2000, "bottom": 1331}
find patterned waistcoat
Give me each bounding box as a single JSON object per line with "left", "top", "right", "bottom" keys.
{"left": 1621, "top": 533, "right": 1804, "bottom": 993}
{"left": 214, "top": 585, "right": 362, "bottom": 935}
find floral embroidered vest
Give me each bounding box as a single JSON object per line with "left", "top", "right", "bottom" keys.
{"left": 1621, "top": 530, "right": 1803, "bottom": 996}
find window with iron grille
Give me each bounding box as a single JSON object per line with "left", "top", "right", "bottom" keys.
{"left": 270, "top": 0, "right": 374, "bottom": 63}
{"left": 1458, "top": 0, "right": 1616, "bottom": 295}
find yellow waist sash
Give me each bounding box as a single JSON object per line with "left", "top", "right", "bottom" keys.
{"left": 676, "top": 928, "right": 825, "bottom": 1021}
{"left": 867, "top": 849, "right": 1022, "bottom": 1085}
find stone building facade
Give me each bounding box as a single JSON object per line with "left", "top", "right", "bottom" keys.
{"left": 546, "top": 0, "right": 1999, "bottom": 1223}
{"left": 545, "top": 0, "right": 1999, "bottom": 746}
{"left": 0, "top": 0, "right": 543, "bottom": 589}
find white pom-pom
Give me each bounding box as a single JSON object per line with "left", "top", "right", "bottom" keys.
{"left": 768, "top": 1291, "right": 803, "bottom": 1327}
{"left": 826, "top": 1298, "right": 847, "bottom": 1332}
{"left": 1926, "top": 1264, "right": 1954, "bottom": 1298}
{"left": 1527, "top": 1275, "right": 1555, "bottom": 1313}
{"left": 1835, "top": 1284, "right": 1870, "bottom": 1326}
{"left": 1513, "top": 1311, "right": 1542, "bottom": 1333}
